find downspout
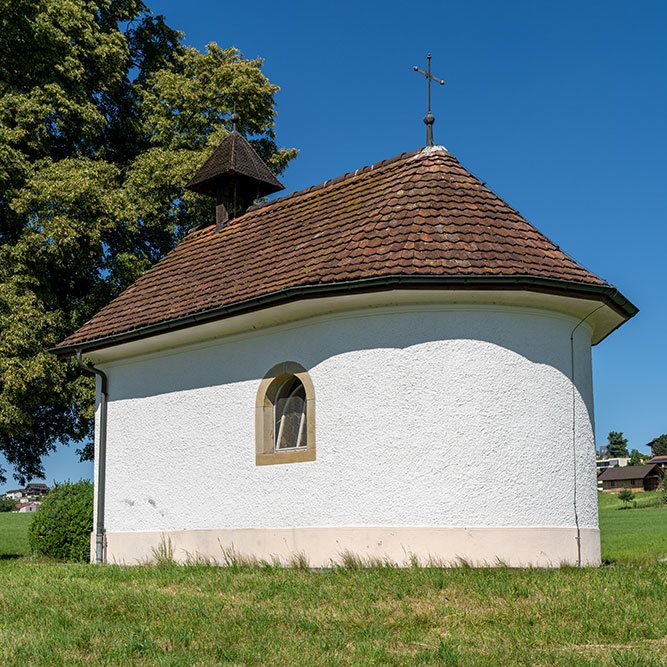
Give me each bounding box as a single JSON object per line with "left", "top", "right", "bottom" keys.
{"left": 569, "top": 305, "right": 605, "bottom": 566}
{"left": 75, "top": 349, "right": 108, "bottom": 564}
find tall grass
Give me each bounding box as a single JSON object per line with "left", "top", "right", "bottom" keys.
{"left": 0, "top": 559, "right": 665, "bottom": 665}
{"left": 0, "top": 496, "right": 666, "bottom": 663}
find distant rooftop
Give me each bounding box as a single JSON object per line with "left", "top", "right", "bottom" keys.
{"left": 597, "top": 464, "right": 661, "bottom": 481}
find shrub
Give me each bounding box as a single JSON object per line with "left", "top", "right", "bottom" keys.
{"left": 28, "top": 480, "right": 93, "bottom": 562}
{"left": 0, "top": 497, "right": 16, "bottom": 512}
{"left": 618, "top": 489, "right": 634, "bottom": 508}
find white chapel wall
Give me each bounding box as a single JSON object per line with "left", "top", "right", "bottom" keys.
{"left": 95, "top": 303, "right": 596, "bottom": 538}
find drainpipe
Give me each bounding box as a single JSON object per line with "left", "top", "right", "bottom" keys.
{"left": 75, "top": 349, "right": 108, "bottom": 564}
{"left": 569, "top": 305, "right": 605, "bottom": 567}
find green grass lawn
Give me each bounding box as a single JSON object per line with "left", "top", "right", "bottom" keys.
{"left": 0, "top": 558, "right": 666, "bottom": 665}
{"left": 0, "top": 513, "right": 32, "bottom": 559}
{"left": 597, "top": 489, "right": 664, "bottom": 511}
{"left": 598, "top": 491, "right": 667, "bottom": 564}
{"left": 0, "top": 502, "right": 665, "bottom": 665}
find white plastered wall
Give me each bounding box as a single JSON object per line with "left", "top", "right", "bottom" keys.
{"left": 93, "top": 303, "right": 598, "bottom": 565}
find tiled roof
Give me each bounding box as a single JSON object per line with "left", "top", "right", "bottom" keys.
{"left": 56, "top": 146, "right": 625, "bottom": 351}
{"left": 597, "top": 465, "right": 661, "bottom": 481}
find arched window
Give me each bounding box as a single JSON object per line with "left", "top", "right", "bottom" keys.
{"left": 256, "top": 362, "right": 315, "bottom": 465}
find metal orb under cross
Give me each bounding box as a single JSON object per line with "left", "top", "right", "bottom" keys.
{"left": 413, "top": 54, "right": 445, "bottom": 147}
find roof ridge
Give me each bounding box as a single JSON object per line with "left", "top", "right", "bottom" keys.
{"left": 246, "top": 146, "right": 436, "bottom": 213}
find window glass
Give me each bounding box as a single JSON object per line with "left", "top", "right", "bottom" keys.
{"left": 274, "top": 377, "right": 307, "bottom": 451}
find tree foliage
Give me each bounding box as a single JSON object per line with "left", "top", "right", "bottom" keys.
{"left": 0, "top": 496, "right": 16, "bottom": 512}
{"left": 0, "top": 0, "right": 297, "bottom": 484}
{"left": 649, "top": 434, "right": 667, "bottom": 457}
{"left": 617, "top": 489, "right": 634, "bottom": 508}
{"left": 606, "top": 431, "right": 629, "bottom": 458}
{"left": 629, "top": 449, "right": 642, "bottom": 466}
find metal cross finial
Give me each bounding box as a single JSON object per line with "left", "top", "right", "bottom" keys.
{"left": 413, "top": 54, "right": 445, "bottom": 147}
{"left": 230, "top": 102, "right": 240, "bottom": 133}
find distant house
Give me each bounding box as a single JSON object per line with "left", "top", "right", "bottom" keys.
{"left": 596, "top": 457, "right": 630, "bottom": 474}
{"left": 5, "top": 483, "right": 49, "bottom": 500}
{"left": 597, "top": 464, "right": 663, "bottom": 493}
{"left": 647, "top": 456, "right": 667, "bottom": 470}
{"left": 24, "top": 483, "right": 49, "bottom": 497}
{"left": 16, "top": 501, "right": 41, "bottom": 513}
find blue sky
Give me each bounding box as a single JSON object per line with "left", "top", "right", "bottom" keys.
{"left": 2, "top": 0, "right": 665, "bottom": 491}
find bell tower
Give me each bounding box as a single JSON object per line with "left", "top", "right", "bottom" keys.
{"left": 185, "top": 113, "right": 284, "bottom": 230}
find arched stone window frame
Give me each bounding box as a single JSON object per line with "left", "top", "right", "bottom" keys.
{"left": 255, "top": 361, "right": 316, "bottom": 466}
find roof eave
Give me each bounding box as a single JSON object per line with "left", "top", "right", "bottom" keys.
{"left": 185, "top": 171, "right": 284, "bottom": 197}
{"left": 51, "top": 275, "right": 638, "bottom": 358}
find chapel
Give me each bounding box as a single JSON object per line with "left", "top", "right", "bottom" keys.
{"left": 54, "top": 109, "right": 636, "bottom": 566}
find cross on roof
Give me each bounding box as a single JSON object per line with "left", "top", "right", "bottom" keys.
{"left": 413, "top": 54, "right": 445, "bottom": 147}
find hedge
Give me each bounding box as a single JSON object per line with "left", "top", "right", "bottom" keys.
{"left": 28, "top": 480, "right": 93, "bottom": 562}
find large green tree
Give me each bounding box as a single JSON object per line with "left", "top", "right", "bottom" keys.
{"left": 606, "top": 431, "right": 629, "bottom": 458}
{"left": 0, "top": 0, "right": 296, "bottom": 483}
{"left": 649, "top": 434, "right": 667, "bottom": 457}
{"left": 628, "top": 449, "right": 642, "bottom": 466}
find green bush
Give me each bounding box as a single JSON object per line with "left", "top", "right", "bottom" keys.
{"left": 618, "top": 489, "right": 634, "bottom": 508}
{"left": 28, "top": 480, "right": 93, "bottom": 562}
{"left": 0, "top": 497, "right": 16, "bottom": 512}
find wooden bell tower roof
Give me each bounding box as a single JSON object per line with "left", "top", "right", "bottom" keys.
{"left": 185, "top": 130, "right": 284, "bottom": 199}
